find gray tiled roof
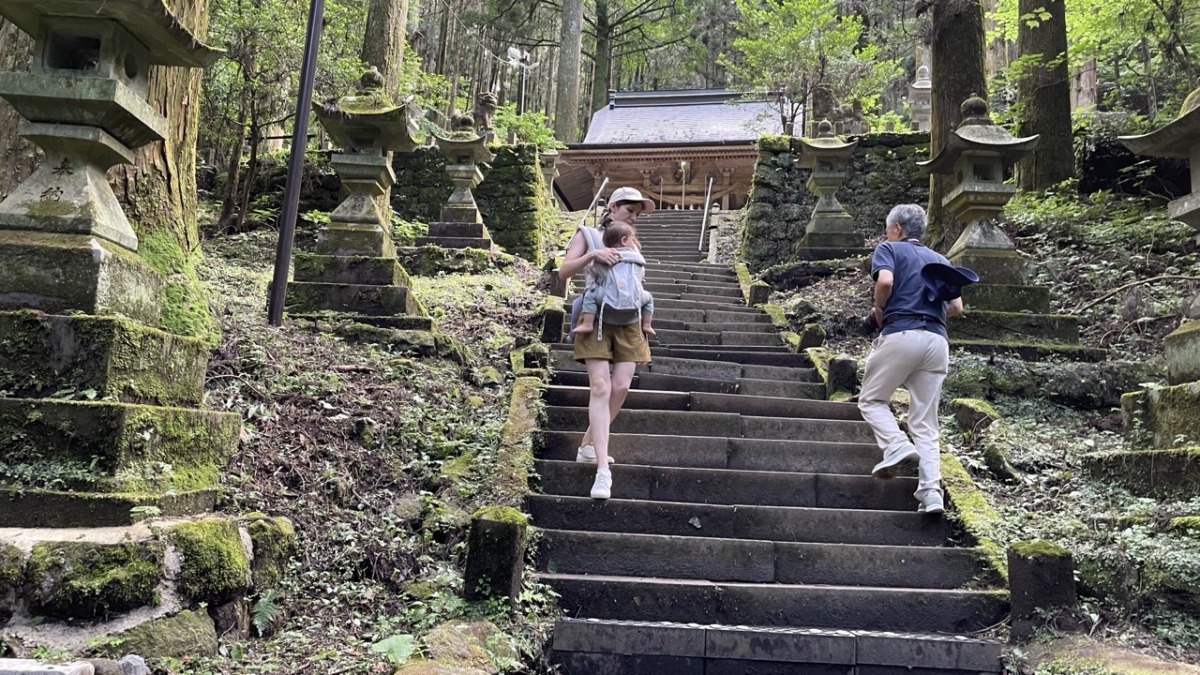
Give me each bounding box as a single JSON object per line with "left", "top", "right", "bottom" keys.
{"left": 582, "top": 90, "right": 784, "bottom": 145}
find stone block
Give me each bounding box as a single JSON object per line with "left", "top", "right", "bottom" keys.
{"left": 1084, "top": 448, "right": 1200, "bottom": 500}
{"left": 243, "top": 514, "right": 297, "bottom": 590}
{"left": 962, "top": 283, "right": 1051, "bottom": 313}
{"left": 314, "top": 224, "right": 395, "bottom": 258}
{"left": 292, "top": 253, "right": 411, "bottom": 287}
{"left": 748, "top": 281, "right": 770, "bottom": 306}
{"left": 285, "top": 280, "right": 422, "bottom": 317}
{"left": 540, "top": 295, "right": 565, "bottom": 344}
{"left": 1008, "top": 540, "right": 1075, "bottom": 642}
{"left": 0, "top": 231, "right": 163, "bottom": 325}
{"left": 798, "top": 323, "right": 826, "bottom": 350}
{"left": 954, "top": 310, "right": 1079, "bottom": 344}
{"left": 0, "top": 487, "right": 217, "bottom": 527}
{"left": 0, "top": 543, "right": 20, "bottom": 624}
{"left": 828, "top": 355, "right": 858, "bottom": 399}
{"left": 951, "top": 398, "right": 1000, "bottom": 433}
{"left": 166, "top": 518, "right": 251, "bottom": 604}
{"left": 1121, "top": 382, "right": 1200, "bottom": 449}
{"left": 25, "top": 540, "right": 163, "bottom": 619}
{"left": 0, "top": 398, "right": 240, "bottom": 492}
{"left": 950, "top": 250, "right": 1027, "bottom": 286}
{"left": 0, "top": 661, "right": 94, "bottom": 675}
{"left": 1164, "top": 320, "right": 1200, "bottom": 385}
{"left": 427, "top": 221, "right": 487, "bottom": 238}
{"left": 463, "top": 506, "right": 527, "bottom": 605}
{"left": 103, "top": 610, "right": 218, "bottom": 659}
{"left": 0, "top": 311, "right": 207, "bottom": 406}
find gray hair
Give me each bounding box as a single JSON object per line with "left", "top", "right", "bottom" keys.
{"left": 886, "top": 204, "right": 927, "bottom": 239}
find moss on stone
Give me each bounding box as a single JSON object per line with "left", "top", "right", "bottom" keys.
{"left": 1011, "top": 539, "right": 1071, "bottom": 559}
{"left": 472, "top": 505, "right": 528, "bottom": 526}
{"left": 489, "top": 377, "right": 543, "bottom": 508}
{"left": 1167, "top": 516, "right": 1200, "bottom": 535}
{"left": 242, "top": 514, "right": 297, "bottom": 591}
{"left": 137, "top": 229, "right": 218, "bottom": 344}
{"left": 25, "top": 541, "right": 163, "bottom": 619}
{"left": 103, "top": 609, "right": 219, "bottom": 659}
{"left": 941, "top": 449, "right": 1009, "bottom": 582}
{"left": 0, "top": 543, "right": 22, "bottom": 621}
{"left": 166, "top": 518, "right": 250, "bottom": 604}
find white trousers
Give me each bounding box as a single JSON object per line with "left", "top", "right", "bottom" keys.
{"left": 857, "top": 329, "right": 949, "bottom": 499}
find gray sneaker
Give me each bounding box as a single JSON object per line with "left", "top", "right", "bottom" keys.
{"left": 575, "top": 444, "right": 615, "bottom": 464}
{"left": 871, "top": 446, "right": 919, "bottom": 479}
{"left": 918, "top": 491, "right": 945, "bottom": 514}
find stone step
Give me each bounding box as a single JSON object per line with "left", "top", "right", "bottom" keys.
{"left": 641, "top": 245, "right": 710, "bottom": 255}
{"left": 550, "top": 619, "right": 1004, "bottom": 674}
{"left": 645, "top": 281, "right": 744, "bottom": 297}
{"left": 951, "top": 339, "right": 1108, "bottom": 363}
{"left": 544, "top": 386, "right": 858, "bottom": 421}
{"left": 0, "top": 311, "right": 208, "bottom": 407}
{"left": 681, "top": 321, "right": 777, "bottom": 334}
{"left": 0, "top": 487, "right": 218, "bottom": 527}
{"left": 653, "top": 298, "right": 754, "bottom": 313}
{"left": 549, "top": 349, "right": 818, "bottom": 382}
{"left": 426, "top": 221, "right": 486, "bottom": 238}
{"left": 658, "top": 344, "right": 791, "bottom": 353}
{"left": 0, "top": 398, "right": 239, "bottom": 493}
{"left": 528, "top": 496, "right": 948, "bottom": 546}
{"left": 541, "top": 574, "right": 1008, "bottom": 634}
{"left": 534, "top": 461, "right": 914, "bottom": 510}
{"left": 649, "top": 329, "right": 782, "bottom": 347}
{"left": 537, "top": 530, "right": 991, "bottom": 588}
{"left": 412, "top": 236, "right": 492, "bottom": 249}
{"left": 650, "top": 255, "right": 708, "bottom": 263}
{"left": 535, "top": 432, "right": 885, "bottom": 475}
{"left": 793, "top": 246, "right": 873, "bottom": 261}
{"left": 955, "top": 311, "right": 1079, "bottom": 344}
{"left": 548, "top": 371, "right": 826, "bottom": 399}
{"left": 285, "top": 280, "right": 422, "bottom": 316}
{"left": 292, "top": 253, "right": 410, "bottom": 286}
{"left": 544, "top": 406, "right": 874, "bottom": 443}
{"left": 644, "top": 262, "right": 737, "bottom": 277}
{"left": 644, "top": 270, "right": 737, "bottom": 285}
{"left": 651, "top": 308, "right": 773, "bottom": 324}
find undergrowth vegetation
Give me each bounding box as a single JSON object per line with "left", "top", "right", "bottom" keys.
{"left": 182, "top": 230, "right": 556, "bottom": 674}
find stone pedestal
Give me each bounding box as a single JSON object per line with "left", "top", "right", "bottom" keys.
{"left": 416, "top": 134, "right": 496, "bottom": 251}
{"left": 796, "top": 120, "right": 868, "bottom": 259}
{"left": 1008, "top": 541, "right": 1076, "bottom": 642}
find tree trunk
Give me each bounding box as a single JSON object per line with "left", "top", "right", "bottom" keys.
{"left": 361, "top": 0, "right": 409, "bottom": 97}
{"left": 554, "top": 0, "right": 585, "bottom": 143}
{"left": 111, "top": 0, "right": 213, "bottom": 337}
{"left": 590, "top": 0, "right": 612, "bottom": 114}
{"left": 1015, "top": 0, "right": 1073, "bottom": 191}
{"left": 217, "top": 100, "right": 248, "bottom": 231}
{"left": 927, "top": 0, "right": 986, "bottom": 250}
{"left": 0, "top": 20, "right": 36, "bottom": 199}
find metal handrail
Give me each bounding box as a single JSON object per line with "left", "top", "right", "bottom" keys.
{"left": 697, "top": 175, "right": 715, "bottom": 252}
{"left": 585, "top": 177, "right": 610, "bottom": 230}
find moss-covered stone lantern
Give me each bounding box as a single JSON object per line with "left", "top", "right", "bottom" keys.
{"left": 418, "top": 117, "right": 497, "bottom": 249}
{"left": 919, "top": 96, "right": 1091, "bottom": 357}
{"left": 1120, "top": 88, "right": 1200, "bottom": 384}
{"left": 908, "top": 65, "right": 932, "bottom": 132}
{"left": 797, "top": 119, "right": 859, "bottom": 250}
{"left": 285, "top": 69, "right": 428, "bottom": 323}
{"left": 0, "top": 0, "right": 218, "bottom": 321}
{"left": 918, "top": 95, "right": 1039, "bottom": 284}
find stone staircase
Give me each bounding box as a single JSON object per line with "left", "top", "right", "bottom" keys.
{"left": 535, "top": 226, "right": 1009, "bottom": 673}
{"left": 630, "top": 210, "right": 709, "bottom": 263}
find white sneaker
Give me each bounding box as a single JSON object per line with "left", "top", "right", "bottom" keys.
{"left": 871, "top": 446, "right": 919, "bottom": 479}
{"left": 575, "top": 444, "right": 615, "bottom": 464}
{"left": 590, "top": 469, "right": 612, "bottom": 500}
{"left": 918, "top": 491, "right": 945, "bottom": 514}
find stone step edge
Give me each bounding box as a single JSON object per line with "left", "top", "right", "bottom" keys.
{"left": 551, "top": 617, "right": 1005, "bottom": 671}
{"left": 540, "top": 572, "right": 1008, "bottom": 597}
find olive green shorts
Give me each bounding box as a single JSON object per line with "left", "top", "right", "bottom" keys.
{"left": 573, "top": 323, "right": 652, "bottom": 364}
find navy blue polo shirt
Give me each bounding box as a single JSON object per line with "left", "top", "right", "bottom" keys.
{"left": 871, "top": 239, "right": 950, "bottom": 339}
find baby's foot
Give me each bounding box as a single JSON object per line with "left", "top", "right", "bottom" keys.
{"left": 572, "top": 322, "right": 595, "bottom": 335}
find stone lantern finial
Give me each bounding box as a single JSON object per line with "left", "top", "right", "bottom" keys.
{"left": 961, "top": 94, "right": 989, "bottom": 120}
{"left": 361, "top": 65, "right": 385, "bottom": 91}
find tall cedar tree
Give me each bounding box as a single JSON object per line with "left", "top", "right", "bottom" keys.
{"left": 1015, "top": 0, "right": 1074, "bottom": 190}
{"left": 555, "top": 0, "right": 585, "bottom": 142}
{"left": 362, "top": 0, "right": 409, "bottom": 97}
{"left": 927, "top": 0, "right": 987, "bottom": 250}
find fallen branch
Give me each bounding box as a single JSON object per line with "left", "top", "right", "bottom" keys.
{"left": 1072, "top": 275, "right": 1200, "bottom": 314}
{"left": 331, "top": 364, "right": 373, "bottom": 373}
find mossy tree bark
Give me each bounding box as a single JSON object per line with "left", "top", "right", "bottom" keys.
{"left": 554, "top": 0, "right": 584, "bottom": 143}
{"left": 1015, "top": 0, "right": 1074, "bottom": 191}
{"left": 111, "top": 0, "right": 216, "bottom": 340}
{"left": 0, "top": 20, "right": 36, "bottom": 200}
{"left": 927, "top": 0, "right": 986, "bottom": 251}
{"left": 361, "top": 0, "right": 409, "bottom": 97}
{"left": 590, "top": 0, "right": 612, "bottom": 115}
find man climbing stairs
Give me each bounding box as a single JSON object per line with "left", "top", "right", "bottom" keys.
{"left": 535, "top": 220, "right": 1009, "bottom": 673}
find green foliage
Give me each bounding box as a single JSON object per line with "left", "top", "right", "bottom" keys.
{"left": 250, "top": 588, "right": 280, "bottom": 637}
{"left": 369, "top": 634, "right": 416, "bottom": 665}
{"left": 721, "top": 0, "right": 897, "bottom": 133}
{"left": 492, "top": 103, "right": 564, "bottom": 149}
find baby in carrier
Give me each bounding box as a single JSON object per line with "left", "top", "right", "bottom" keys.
{"left": 572, "top": 222, "right": 655, "bottom": 337}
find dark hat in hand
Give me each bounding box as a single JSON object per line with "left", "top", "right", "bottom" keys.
{"left": 922, "top": 262, "right": 980, "bottom": 302}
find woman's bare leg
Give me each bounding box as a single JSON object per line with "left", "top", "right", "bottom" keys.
{"left": 580, "top": 361, "right": 636, "bottom": 449}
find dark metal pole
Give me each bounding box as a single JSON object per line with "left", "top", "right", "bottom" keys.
{"left": 267, "top": 0, "right": 326, "bottom": 326}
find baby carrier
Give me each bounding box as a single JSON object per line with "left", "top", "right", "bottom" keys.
{"left": 579, "top": 226, "right": 647, "bottom": 339}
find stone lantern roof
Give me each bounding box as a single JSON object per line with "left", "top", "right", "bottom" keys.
{"left": 918, "top": 95, "right": 1039, "bottom": 174}
{"left": 797, "top": 119, "right": 858, "bottom": 167}
{"left": 0, "top": 0, "right": 221, "bottom": 66}
{"left": 1118, "top": 87, "right": 1200, "bottom": 159}
{"left": 313, "top": 79, "right": 423, "bottom": 154}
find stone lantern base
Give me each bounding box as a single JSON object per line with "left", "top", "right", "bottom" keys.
{"left": 415, "top": 164, "right": 495, "bottom": 250}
